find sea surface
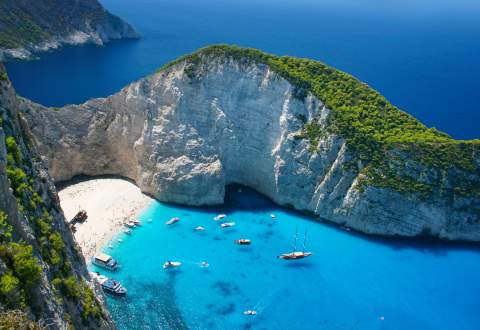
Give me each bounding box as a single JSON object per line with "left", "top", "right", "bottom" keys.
{"left": 91, "top": 186, "right": 480, "bottom": 330}
{"left": 4, "top": 0, "right": 480, "bottom": 139}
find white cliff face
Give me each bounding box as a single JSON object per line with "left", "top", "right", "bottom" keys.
{"left": 21, "top": 56, "right": 480, "bottom": 241}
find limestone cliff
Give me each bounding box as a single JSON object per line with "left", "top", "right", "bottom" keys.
{"left": 0, "top": 65, "right": 113, "bottom": 328}
{"left": 21, "top": 46, "right": 480, "bottom": 241}
{"left": 0, "top": 0, "right": 139, "bottom": 61}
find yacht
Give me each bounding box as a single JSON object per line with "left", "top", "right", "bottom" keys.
{"left": 221, "top": 222, "right": 235, "bottom": 228}
{"left": 278, "top": 228, "right": 313, "bottom": 260}
{"left": 166, "top": 217, "right": 180, "bottom": 225}
{"left": 91, "top": 273, "right": 127, "bottom": 296}
{"left": 92, "top": 253, "right": 119, "bottom": 271}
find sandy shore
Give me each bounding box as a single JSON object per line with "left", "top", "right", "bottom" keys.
{"left": 58, "top": 178, "right": 153, "bottom": 260}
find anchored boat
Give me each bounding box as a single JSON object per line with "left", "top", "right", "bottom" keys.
{"left": 235, "top": 239, "right": 251, "bottom": 245}
{"left": 163, "top": 261, "right": 182, "bottom": 269}
{"left": 214, "top": 214, "right": 227, "bottom": 221}
{"left": 221, "top": 222, "right": 235, "bottom": 228}
{"left": 91, "top": 273, "right": 127, "bottom": 296}
{"left": 278, "top": 228, "right": 312, "bottom": 260}
{"left": 92, "top": 253, "right": 119, "bottom": 271}
{"left": 166, "top": 217, "right": 180, "bottom": 225}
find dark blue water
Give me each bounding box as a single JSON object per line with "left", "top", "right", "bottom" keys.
{"left": 4, "top": 0, "right": 480, "bottom": 139}
{"left": 92, "top": 186, "right": 480, "bottom": 329}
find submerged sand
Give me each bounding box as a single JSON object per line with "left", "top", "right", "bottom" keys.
{"left": 58, "top": 178, "right": 153, "bottom": 260}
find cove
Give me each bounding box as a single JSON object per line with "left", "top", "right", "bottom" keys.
{"left": 91, "top": 185, "right": 480, "bottom": 329}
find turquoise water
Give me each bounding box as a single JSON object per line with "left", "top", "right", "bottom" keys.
{"left": 91, "top": 186, "right": 480, "bottom": 329}
{"left": 4, "top": 0, "right": 480, "bottom": 139}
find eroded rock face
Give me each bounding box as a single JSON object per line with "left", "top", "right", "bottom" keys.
{"left": 21, "top": 55, "right": 480, "bottom": 241}
{"left": 0, "top": 65, "right": 113, "bottom": 329}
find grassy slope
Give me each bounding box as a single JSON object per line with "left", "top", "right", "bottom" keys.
{"left": 160, "top": 45, "right": 480, "bottom": 197}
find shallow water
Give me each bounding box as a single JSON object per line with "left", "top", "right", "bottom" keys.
{"left": 4, "top": 0, "right": 480, "bottom": 139}
{"left": 91, "top": 186, "right": 480, "bottom": 329}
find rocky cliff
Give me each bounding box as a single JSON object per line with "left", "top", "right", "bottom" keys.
{"left": 0, "top": 65, "right": 113, "bottom": 328}
{"left": 0, "top": 0, "right": 139, "bottom": 60}
{"left": 21, "top": 45, "right": 480, "bottom": 241}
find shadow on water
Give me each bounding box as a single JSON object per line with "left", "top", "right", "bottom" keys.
{"left": 109, "top": 271, "right": 188, "bottom": 329}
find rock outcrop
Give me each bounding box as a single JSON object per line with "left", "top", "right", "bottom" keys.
{"left": 20, "top": 46, "right": 480, "bottom": 241}
{"left": 0, "top": 65, "right": 113, "bottom": 328}
{"left": 0, "top": 0, "right": 139, "bottom": 61}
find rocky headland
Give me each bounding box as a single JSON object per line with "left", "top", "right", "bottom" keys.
{"left": 0, "top": 0, "right": 139, "bottom": 61}
{"left": 20, "top": 45, "right": 480, "bottom": 241}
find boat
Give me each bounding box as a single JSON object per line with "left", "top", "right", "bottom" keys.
{"left": 91, "top": 273, "right": 127, "bottom": 296}
{"left": 199, "top": 261, "right": 210, "bottom": 268}
{"left": 70, "top": 210, "right": 87, "bottom": 225}
{"left": 270, "top": 214, "right": 276, "bottom": 219}
{"left": 124, "top": 221, "right": 136, "bottom": 228}
{"left": 195, "top": 226, "right": 205, "bottom": 231}
{"left": 235, "top": 239, "right": 251, "bottom": 245}
{"left": 221, "top": 222, "right": 235, "bottom": 228}
{"left": 92, "top": 253, "right": 119, "bottom": 271}
{"left": 165, "top": 217, "right": 180, "bottom": 225}
{"left": 124, "top": 229, "right": 132, "bottom": 235}
{"left": 163, "top": 261, "right": 182, "bottom": 269}
{"left": 132, "top": 219, "right": 142, "bottom": 226}
{"left": 213, "top": 214, "right": 227, "bottom": 221}
{"left": 278, "top": 228, "right": 313, "bottom": 260}
{"left": 243, "top": 310, "right": 257, "bottom": 315}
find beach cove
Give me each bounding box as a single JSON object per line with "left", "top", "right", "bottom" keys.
{"left": 62, "top": 183, "right": 480, "bottom": 330}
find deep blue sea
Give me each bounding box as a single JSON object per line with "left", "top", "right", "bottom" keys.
{"left": 3, "top": 0, "right": 480, "bottom": 139}
{"left": 92, "top": 186, "right": 480, "bottom": 330}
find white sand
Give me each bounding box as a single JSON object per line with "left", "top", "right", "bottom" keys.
{"left": 58, "top": 178, "right": 153, "bottom": 260}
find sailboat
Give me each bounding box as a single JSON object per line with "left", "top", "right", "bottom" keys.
{"left": 278, "top": 228, "right": 312, "bottom": 260}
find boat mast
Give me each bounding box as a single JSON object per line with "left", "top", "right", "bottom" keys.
{"left": 302, "top": 230, "right": 307, "bottom": 253}
{"left": 292, "top": 227, "right": 298, "bottom": 252}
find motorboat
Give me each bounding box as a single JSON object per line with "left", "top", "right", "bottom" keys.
{"left": 235, "top": 239, "right": 251, "bottom": 245}
{"left": 213, "top": 214, "right": 227, "bottom": 221}
{"left": 270, "top": 214, "right": 276, "bottom": 219}
{"left": 92, "top": 253, "right": 119, "bottom": 271}
{"left": 91, "top": 273, "right": 127, "bottom": 296}
{"left": 163, "top": 261, "right": 182, "bottom": 269}
{"left": 199, "top": 261, "right": 210, "bottom": 268}
{"left": 166, "top": 217, "right": 180, "bottom": 225}
{"left": 124, "top": 229, "right": 132, "bottom": 235}
{"left": 195, "top": 226, "right": 205, "bottom": 231}
{"left": 124, "top": 221, "right": 136, "bottom": 228}
{"left": 132, "top": 219, "right": 142, "bottom": 226}
{"left": 221, "top": 222, "right": 235, "bottom": 228}
{"left": 243, "top": 310, "right": 257, "bottom": 315}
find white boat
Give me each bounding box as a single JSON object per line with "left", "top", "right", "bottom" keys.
{"left": 270, "top": 214, "right": 276, "bottom": 219}
{"left": 163, "top": 261, "right": 182, "bottom": 269}
{"left": 166, "top": 217, "right": 180, "bottom": 225}
{"left": 132, "top": 219, "right": 142, "bottom": 226}
{"left": 199, "top": 261, "right": 209, "bottom": 268}
{"left": 213, "top": 214, "right": 227, "bottom": 221}
{"left": 91, "top": 272, "right": 127, "bottom": 296}
{"left": 195, "top": 226, "right": 205, "bottom": 231}
{"left": 124, "top": 221, "right": 136, "bottom": 228}
{"left": 221, "top": 222, "right": 235, "bottom": 228}
{"left": 124, "top": 229, "right": 132, "bottom": 235}
{"left": 243, "top": 310, "right": 257, "bottom": 315}
{"left": 278, "top": 228, "right": 313, "bottom": 260}
{"left": 92, "top": 253, "right": 118, "bottom": 271}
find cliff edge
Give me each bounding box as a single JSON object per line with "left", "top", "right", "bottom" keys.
{"left": 21, "top": 45, "right": 480, "bottom": 241}
{"left": 0, "top": 65, "right": 113, "bottom": 328}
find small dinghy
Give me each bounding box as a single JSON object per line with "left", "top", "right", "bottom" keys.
{"left": 243, "top": 310, "right": 257, "bottom": 315}
{"left": 195, "top": 226, "right": 205, "bottom": 231}
{"left": 213, "top": 214, "right": 227, "bottom": 221}
{"left": 124, "top": 221, "right": 136, "bottom": 228}
{"left": 166, "top": 217, "right": 180, "bottom": 225}
{"left": 163, "top": 261, "right": 182, "bottom": 269}
{"left": 221, "top": 222, "right": 235, "bottom": 228}
{"left": 235, "top": 239, "right": 251, "bottom": 245}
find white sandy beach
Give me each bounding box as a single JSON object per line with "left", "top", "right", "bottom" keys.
{"left": 58, "top": 178, "right": 153, "bottom": 260}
